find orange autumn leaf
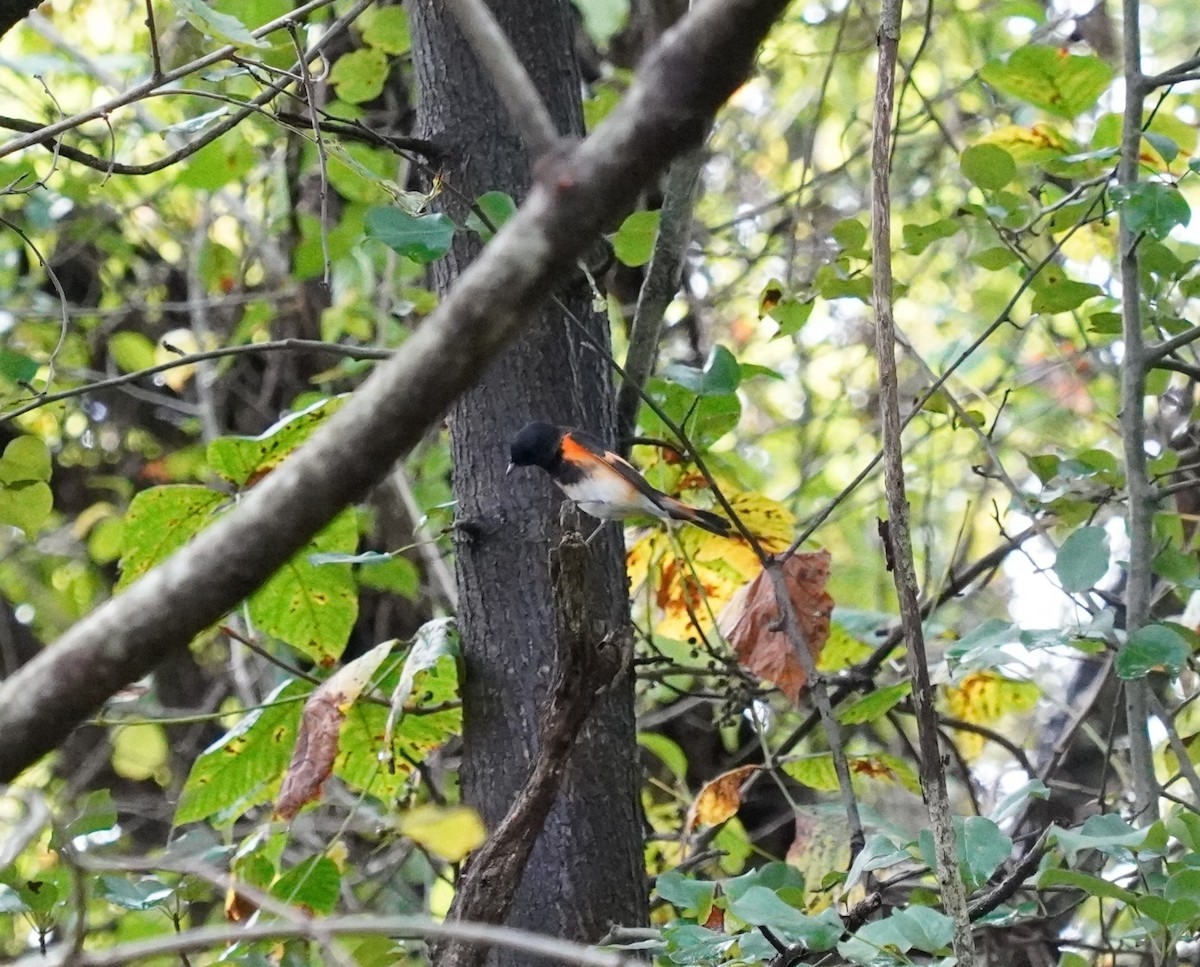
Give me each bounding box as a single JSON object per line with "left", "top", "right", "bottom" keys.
{"left": 717, "top": 551, "right": 833, "bottom": 703}
{"left": 686, "top": 764, "right": 759, "bottom": 832}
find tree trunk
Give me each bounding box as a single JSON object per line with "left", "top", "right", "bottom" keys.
{"left": 409, "top": 0, "right": 647, "bottom": 957}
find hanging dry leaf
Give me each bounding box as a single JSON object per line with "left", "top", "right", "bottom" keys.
{"left": 718, "top": 551, "right": 833, "bottom": 703}
{"left": 274, "top": 640, "right": 395, "bottom": 820}
{"left": 685, "top": 764, "right": 759, "bottom": 833}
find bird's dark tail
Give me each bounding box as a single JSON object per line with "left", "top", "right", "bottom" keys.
{"left": 662, "top": 497, "right": 731, "bottom": 536}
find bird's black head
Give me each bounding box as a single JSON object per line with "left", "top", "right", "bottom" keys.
{"left": 508, "top": 421, "right": 563, "bottom": 471}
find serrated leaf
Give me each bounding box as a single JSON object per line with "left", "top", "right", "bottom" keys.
{"left": 980, "top": 46, "right": 1113, "bottom": 119}
{"left": 365, "top": 207, "right": 455, "bottom": 263}
{"left": 612, "top": 209, "right": 660, "bottom": 267}
{"left": 1116, "top": 623, "right": 1190, "bottom": 680}
{"left": 272, "top": 856, "right": 341, "bottom": 914}
{"left": 1054, "top": 525, "right": 1109, "bottom": 592}
{"left": 207, "top": 395, "right": 348, "bottom": 487}
{"left": 117, "top": 486, "right": 226, "bottom": 590}
{"left": 247, "top": 509, "right": 359, "bottom": 666}
{"left": 175, "top": 679, "right": 307, "bottom": 826}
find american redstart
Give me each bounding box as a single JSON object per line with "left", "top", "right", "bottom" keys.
{"left": 508, "top": 421, "right": 730, "bottom": 538}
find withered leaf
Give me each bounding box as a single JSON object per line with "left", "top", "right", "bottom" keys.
{"left": 686, "top": 764, "right": 759, "bottom": 833}
{"left": 274, "top": 640, "right": 395, "bottom": 820}
{"left": 718, "top": 551, "right": 833, "bottom": 703}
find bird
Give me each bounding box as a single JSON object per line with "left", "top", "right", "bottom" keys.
{"left": 507, "top": 421, "right": 731, "bottom": 539}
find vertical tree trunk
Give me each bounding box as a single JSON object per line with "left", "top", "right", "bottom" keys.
{"left": 409, "top": 0, "right": 647, "bottom": 956}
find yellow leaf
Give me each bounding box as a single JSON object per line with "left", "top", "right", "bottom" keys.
{"left": 111, "top": 723, "right": 169, "bottom": 782}
{"left": 399, "top": 804, "right": 486, "bottom": 862}
{"left": 943, "top": 671, "right": 1039, "bottom": 758}
{"left": 686, "top": 765, "right": 759, "bottom": 831}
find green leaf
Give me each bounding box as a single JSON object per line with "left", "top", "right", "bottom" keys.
{"left": 1088, "top": 310, "right": 1123, "bottom": 334}
{"left": 171, "top": 0, "right": 267, "bottom": 46}
{"left": 612, "top": 209, "right": 661, "bottom": 267}
{"left": 335, "top": 619, "right": 462, "bottom": 801}
{"left": 902, "top": 218, "right": 960, "bottom": 255}
{"left": 0, "top": 347, "right": 38, "bottom": 384}
{"left": 837, "top": 682, "right": 911, "bottom": 725}
{"left": 178, "top": 133, "right": 257, "bottom": 190}
{"left": 365, "top": 207, "right": 456, "bottom": 263}
{"left": 961, "top": 816, "right": 1013, "bottom": 889}
{"left": 1144, "top": 130, "right": 1179, "bottom": 164}
{"left": 247, "top": 509, "right": 359, "bottom": 666}
{"left": 961, "top": 143, "right": 1017, "bottom": 189}
{"left": 1112, "top": 182, "right": 1192, "bottom": 239}
{"left": 359, "top": 5, "right": 410, "bottom": 53}
{"left": 1031, "top": 278, "right": 1103, "bottom": 314}
{"left": 175, "top": 679, "right": 307, "bottom": 826}
{"left": 1037, "top": 867, "right": 1137, "bottom": 903}
{"left": 831, "top": 218, "right": 868, "bottom": 251}
{"left": 465, "top": 190, "right": 517, "bottom": 240}
{"left": 117, "top": 486, "right": 227, "bottom": 590}
{"left": 839, "top": 907, "right": 954, "bottom": 964}
{"left": 357, "top": 556, "right": 420, "bottom": 598}
{"left": 208, "top": 395, "right": 348, "bottom": 486}
{"left": 727, "top": 886, "right": 843, "bottom": 949}
{"left": 971, "top": 246, "right": 1019, "bottom": 270}
{"left": 768, "top": 299, "right": 813, "bottom": 336}
{"left": 272, "top": 856, "right": 341, "bottom": 914}
{"left": 97, "top": 875, "right": 174, "bottom": 911}
{"left": 108, "top": 332, "right": 157, "bottom": 374}
{"left": 575, "top": 0, "right": 630, "bottom": 44}
{"left": 329, "top": 47, "right": 390, "bottom": 104}
{"left": 655, "top": 871, "right": 715, "bottom": 918}
{"left": 661, "top": 345, "right": 741, "bottom": 397}
{"left": 0, "top": 435, "right": 51, "bottom": 483}
{"left": 980, "top": 46, "right": 1113, "bottom": 119}
{"left": 642, "top": 379, "right": 740, "bottom": 447}
{"left": 989, "top": 779, "right": 1049, "bottom": 824}
{"left": 1053, "top": 525, "right": 1109, "bottom": 592}
{"left": 1049, "top": 813, "right": 1147, "bottom": 862}
{"left": 1116, "top": 623, "right": 1190, "bottom": 680}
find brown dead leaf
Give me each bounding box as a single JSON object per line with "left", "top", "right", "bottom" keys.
{"left": 685, "top": 764, "right": 759, "bottom": 833}
{"left": 718, "top": 551, "right": 833, "bottom": 703}
{"left": 274, "top": 641, "right": 394, "bottom": 821}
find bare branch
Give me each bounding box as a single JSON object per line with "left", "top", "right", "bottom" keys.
{"left": 1117, "top": 0, "right": 1161, "bottom": 826}
{"left": 15, "top": 913, "right": 641, "bottom": 967}
{"left": 0, "top": 0, "right": 793, "bottom": 783}
{"left": 616, "top": 148, "right": 706, "bottom": 450}
{"left": 870, "top": 0, "right": 976, "bottom": 961}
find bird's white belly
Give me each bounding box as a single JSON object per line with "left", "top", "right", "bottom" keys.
{"left": 560, "top": 476, "right": 665, "bottom": 521}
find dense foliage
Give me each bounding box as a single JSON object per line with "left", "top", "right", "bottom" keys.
{"left": 3, "top": 0, "right": 1200, "bottom": 963}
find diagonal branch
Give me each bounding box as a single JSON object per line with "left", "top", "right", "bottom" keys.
{"left": 0, "top": 0, "right": 794, "bottom": 784}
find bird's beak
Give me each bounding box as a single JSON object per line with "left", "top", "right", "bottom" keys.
{"left": 505, "top": 462, "right": 515, "bottom": 476}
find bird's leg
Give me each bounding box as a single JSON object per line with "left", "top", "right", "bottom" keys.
{"left": 584, "top": 518, "right": 610, "bottom": 546}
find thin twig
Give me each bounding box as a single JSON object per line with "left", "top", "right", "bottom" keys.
{"left": 0, "top": 338, "right": 390, "bottom": 424}
{"left": 144, "top": 0, "right": 163, "bottom": 80}
{"left": 869, "top": 0, "right": 975, "bottom": 961}
{"left": 616, "top": 148, "right": 707, "bottom": 450}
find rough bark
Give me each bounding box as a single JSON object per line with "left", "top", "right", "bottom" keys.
{"left": 409, "top": 0, "right": 647, "bottom": 955}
